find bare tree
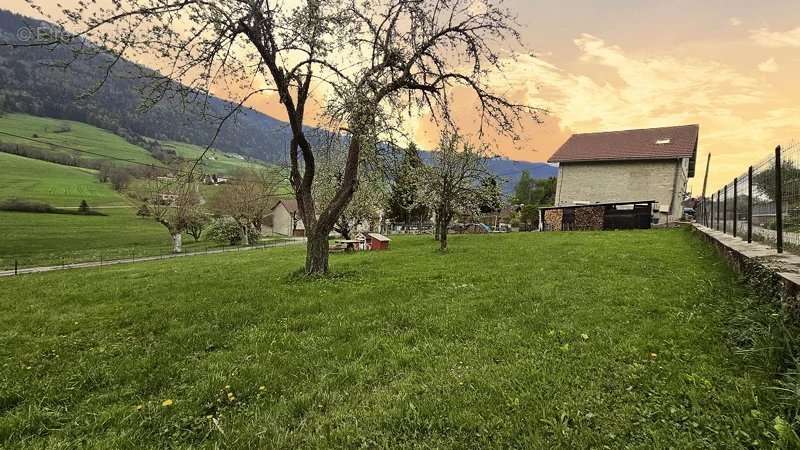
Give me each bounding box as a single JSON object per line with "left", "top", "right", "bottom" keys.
{"left": 17, "top": 0, "right": 542, "bottom": 274}
{"left": 146, "top": 171, "right": 202, "bottom": 253}
{"left": 211, "top": 167, "right": 284, "bottom": 245}
{"left": 418, "top": 132, "right": 501, "bottom": 251}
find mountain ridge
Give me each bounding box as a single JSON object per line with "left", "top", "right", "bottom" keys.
{"left": 0, "top": 9, "right": 556, "bottom": 191}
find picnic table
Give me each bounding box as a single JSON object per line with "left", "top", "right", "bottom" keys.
{"left": 333, "top": 239, "right": 364, "bottom": 252}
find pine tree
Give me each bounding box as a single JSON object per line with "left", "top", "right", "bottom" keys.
{"left": 387, "top": 143, "right": 429, "bottom": 227}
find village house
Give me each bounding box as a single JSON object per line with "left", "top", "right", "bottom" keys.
{"left": 548, "top": 124, "right": 699, "bottom": 223}
{"left": 157, "top": 192, "right": 179, "bottom": 204}
{"left": 271, "top": 199, "right": 305, "bottom": 237}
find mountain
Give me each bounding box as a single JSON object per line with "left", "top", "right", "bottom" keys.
{"left": 419, "top": 151, "right": 557, "bottom": 194}
{"left": 0, "top": 9, "right": 556, "bottom": 190}
{"left": 486, "top": 158, "right": 558, "bottom": 194}
{"left": 0, "top": 9, "right": 292, "bottom": 162}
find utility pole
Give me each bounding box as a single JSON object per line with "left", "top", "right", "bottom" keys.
{"left": 701, "top": 153, "right": 711, "bottom": 199}
{"left": 698, "top": 153, "right": 711, "bottom": 226}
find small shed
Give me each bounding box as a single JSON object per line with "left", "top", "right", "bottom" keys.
{"left": 539, "top": 200, "right": 656, "bottom": 232}
{"left": 366, "top": 233, "right": 391, "bottom": 250}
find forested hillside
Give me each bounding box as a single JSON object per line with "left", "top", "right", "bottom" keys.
{"left": 0, "top": 9, "right": 291, "bottom": 162}
{"left": 0, "top": 9, "right": 556, "bottom": 189}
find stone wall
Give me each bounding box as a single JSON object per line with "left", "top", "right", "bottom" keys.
{"left": 692, "top": 224, "right": 800, "bottom": 317}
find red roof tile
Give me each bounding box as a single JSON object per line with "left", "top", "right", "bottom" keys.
{"left": 548, "top": 124, "right": 699, "bottom": 164}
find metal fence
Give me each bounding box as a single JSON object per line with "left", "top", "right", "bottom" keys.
{"left": 1, "top": 238, "right": 298, "bottom": 276}
{"left": 698, "top": 142, "right": 800, "bottom": 254}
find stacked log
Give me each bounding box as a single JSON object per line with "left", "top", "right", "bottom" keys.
{"left": 543, "top": 209, "right": 563, "bottom": 231}
{"left": 574, "top": 206, "right": 604, "bottom": 230}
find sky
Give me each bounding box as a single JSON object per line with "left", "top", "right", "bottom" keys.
{"left": 6, "top": 0, "right": 800, "bottom": 194}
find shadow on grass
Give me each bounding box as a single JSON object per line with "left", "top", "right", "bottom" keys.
{"left": 285, "top": 267, "right": 362, "bottom": 284}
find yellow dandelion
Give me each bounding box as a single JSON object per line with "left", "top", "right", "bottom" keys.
{"left": 259, "top": 386, "right": 266, "bottom": 391}
{"left": 162, "top": 399, "right": 174, "bottom": 407}
{"left": 224, "top": 385, "right": 231, "bottom": 390}
{"left": 136, "top": 404, "right": 144, "bottom": 411}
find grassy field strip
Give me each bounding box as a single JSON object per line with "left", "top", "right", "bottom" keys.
{"left": 0, "top": 238, "right": 303, "bottom": 277}
{"left": 0, "top": 113, "right": 159, "bottom": 165}
{"left": 0, "top": 210, "right": 294, "bottom": 270}
{"left": 0, "top": 152, "right": 131, "bottom": 207}
{"left": 162, "top": 141, "right": 266, "bottom": 175}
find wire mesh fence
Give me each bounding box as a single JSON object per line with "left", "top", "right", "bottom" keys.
{"left": 781, "top": 141, "right": 800, "bottom": 250}
{"left": 699, "top": 142, "right": 800, "bottom": 254}
{"left": 0, "top": 237, "right": 299, "bottom": 276}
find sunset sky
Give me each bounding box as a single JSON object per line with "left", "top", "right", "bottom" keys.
{"left": 6, "top": 0, "right": 800, "bottom": 194}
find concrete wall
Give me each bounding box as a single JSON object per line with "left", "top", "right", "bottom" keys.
{"left": 554, "top": 159, "right": 689, "bottom": 222}
{"left": 272, "top": 205, "right": 296, "bottom": 236}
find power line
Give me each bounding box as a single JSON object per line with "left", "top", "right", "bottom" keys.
{"left": 0, "top": 129, "right": 176, "bottom": 171}
{"left": 0, "top": 130, "right": 270, "bottom": 181}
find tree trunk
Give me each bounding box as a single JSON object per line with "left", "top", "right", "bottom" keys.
{"left": 172, "top": 232, "right": 182, "bottom": 253}
{"left": 241, "top": 224, "right": 250, "bottom": 246}
{"left": 337, "top": 219, "right": 352, "bottom": 240}
{"left": 306, "top": 231, "right": 329, "bottom": 275}
{"left": 440, "top": 223, "right": 448, "bottom": 251}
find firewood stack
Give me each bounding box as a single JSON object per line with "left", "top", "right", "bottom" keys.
{"left": 574, "top": 206, "right": 604, "bottom": 230}
{"left": 544, "top": 209, "right": 563, "bottom": 231}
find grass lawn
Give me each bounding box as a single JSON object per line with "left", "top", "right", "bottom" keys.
{"left": 0, "top": 209, "right": 287, "bottom": 270}
{"left": 0, "top": 152, "right": 130, "bottom": 207}
{"left": 0, "top": 113, "right": 158, "bottom": 165}
{"left": 0, "top": 229, "right": 787, "bottom": 447}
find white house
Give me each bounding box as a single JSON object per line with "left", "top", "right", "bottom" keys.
{"left": 548, "top": 124, "right": 699, "bottom": 223}
{"left": 271, "top": 199, "right": 305, "bottom": 237}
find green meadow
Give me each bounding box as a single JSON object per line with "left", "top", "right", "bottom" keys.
{"left": 0, "top": 230, "right": 788, "bottom": 448}
{"left": 0, "top": 152, "right": 129, "bottom": 207}
{"left": 162, "top": 141, "right": 266, "bottom": 175}
{"left": 0, "top": 114, "right": 159, "bottom": 165}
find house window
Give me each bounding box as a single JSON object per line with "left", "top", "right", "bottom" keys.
{"left": 655, "top": 139, "right": 671, "bottom": 145}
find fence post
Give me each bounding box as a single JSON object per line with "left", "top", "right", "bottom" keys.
{"left": 708, "top": 194, "right": 717, "bottom": 230}
{"left": 733, "top": 178, "right": 738, "bottom": 238}
{"left": 700, "top": 197, "right": 705, "bottom": 226}
{"left": 14, "top": 259, "right": 18, "bottom": 276}
{"left": 776, "top": 145, "right": 784, "bottom": 253}
{"left": 748, "top": 166, "right": 753, "bottom": 243}
{"left": 717, "top": 190, "right": 721, "bottom": 230}
{"left": 723, "top": 185, "right": 728, "bottom": 234}
{"left": 711, "top": 194, "right": 715, "bottom": 229}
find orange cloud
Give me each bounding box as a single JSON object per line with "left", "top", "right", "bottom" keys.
{"left": 466, "top": 34, "right": 800, "bottom": 192}
{"left": 750, "top": 26, "right": 800, "bottom": 47}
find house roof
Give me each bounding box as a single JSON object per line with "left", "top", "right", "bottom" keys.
{"left": 366, "top": 233, "right": 391, "bottom": 242}
{"left": 272, "top": 199, "right": 299, "bottom": 213}
{"left": 548, "top": 125, "right": 699, "bottom": 170}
